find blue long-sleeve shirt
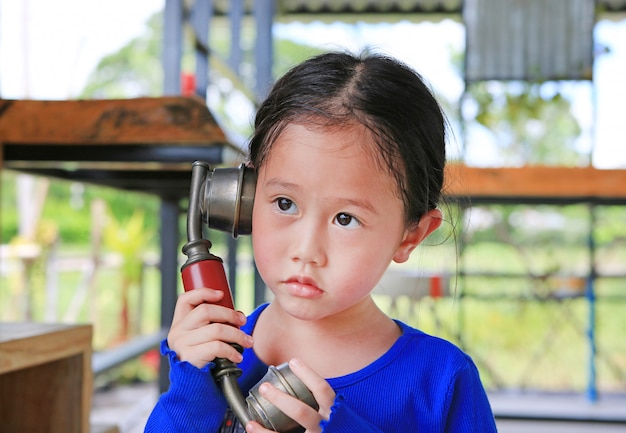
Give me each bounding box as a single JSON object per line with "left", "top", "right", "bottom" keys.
{"left": 144, "top": 304, "right": 497, "bottom": 432}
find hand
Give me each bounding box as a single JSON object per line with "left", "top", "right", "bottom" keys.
{"left": 167, "top": 287, "right": 253, "bottom": 368}
{"left": 246, "top": 358, "right": 336, "bottom": 433}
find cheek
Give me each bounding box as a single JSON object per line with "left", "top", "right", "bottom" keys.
{"left": 251, "top": 210, "right": 277, "bottom": 276}
{"left": 251, "top": 232, "right": 270, "bottom": 282}
{"left": 330, "top": 242, "right": 392, "bottom": 292}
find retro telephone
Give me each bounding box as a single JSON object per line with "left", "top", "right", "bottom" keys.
{"left": 180, "top": 161, "right": 319, "bottom": 432}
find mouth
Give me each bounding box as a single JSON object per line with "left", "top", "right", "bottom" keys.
{"left": 283, "top": 275, "right": 324, "bottom": 299}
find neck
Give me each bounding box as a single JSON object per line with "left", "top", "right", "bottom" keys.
{"left": 255, "top": 297, "right": 401, "bottom": 377}
{"left": 270, "top": 296, "right": 390, "bottom": 337}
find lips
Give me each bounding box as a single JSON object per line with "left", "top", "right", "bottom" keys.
{"left": 284, "top": 275, "right": 324, "bottom": 298}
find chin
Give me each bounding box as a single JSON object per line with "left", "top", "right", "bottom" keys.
{"left": 276, "top": 297, "right": 329, "bottom": 322}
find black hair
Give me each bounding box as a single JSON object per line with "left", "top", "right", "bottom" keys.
{"left": 248, "top": 51, "right": 446, "bottom": 226}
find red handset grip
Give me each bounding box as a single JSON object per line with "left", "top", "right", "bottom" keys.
{"left": 181, "top": 259, "right": 235, "bottom": 310}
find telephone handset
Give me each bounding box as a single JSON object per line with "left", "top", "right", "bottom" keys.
{"left": 180, "top": 161, "right": 319, "bottom": 432}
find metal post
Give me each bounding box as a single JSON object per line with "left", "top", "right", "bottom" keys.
{"left": 586, "top": 204, "right": 597, "bottom": 402}
{"left": 253, "top": 0, "right": 274, "bottom": 99}
{"left": 158, "top": 197, "right": 181, "bottom": 393}
{"left": 191, "top": 0, "right": 212, "bottom": 96}
{"left": 228, "top": 0, "right": 244, "bottom": 75}
{"left": 159, "top": 0, "right": 185, "bottom": 394}
{"left": 163, "top": 0, "right": 184, "bottom": 95}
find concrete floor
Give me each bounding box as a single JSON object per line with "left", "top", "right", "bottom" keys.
{"left": 91, "top": 382, "right": 157, "bottom": 433}
{"left": 497, "top": 420, "right": 626, "bottom": 433}
{"left": 91, "top": 382, "right": 626, "bottom": 433}
{"left": 493, "top": 391, "right": 626, "bottom": 433}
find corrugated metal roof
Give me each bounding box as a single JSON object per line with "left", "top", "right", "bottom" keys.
{"left": 277, "top": 0, "right": 463, "bottom": 14}
{"left": 465, "top": 0, "right": 595, "bottom": 81}
{"left": 211, "top": 0, "right": 626, "bottom": 15}
{"left": 211, "top": 0, "right": 463, "bottom": 15}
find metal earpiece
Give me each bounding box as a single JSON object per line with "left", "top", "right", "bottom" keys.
{"left": 202, "top": 163, "right": 256, "bottom": 237}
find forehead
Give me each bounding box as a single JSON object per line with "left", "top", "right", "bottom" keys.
{"left": 268, "top": 121, "right": 380, "bottom": 163}
{"left": 261, "top": 122, "right": 398, "bottom": 190}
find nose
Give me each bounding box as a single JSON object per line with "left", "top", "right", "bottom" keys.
{"left": 290, "top": 218, "right": 327, "bottom": 267}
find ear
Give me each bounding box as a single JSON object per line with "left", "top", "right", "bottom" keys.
{"left": 393, "top": 209, "right": 443, "bottom": 264}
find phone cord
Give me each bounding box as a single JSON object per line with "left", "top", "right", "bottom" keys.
{"left": 213, "top": 356, "right": 254, "bottom": 427}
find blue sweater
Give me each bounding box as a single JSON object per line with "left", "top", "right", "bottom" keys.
{"left": 144, "top": 304, "right": 497, "bottom": 432}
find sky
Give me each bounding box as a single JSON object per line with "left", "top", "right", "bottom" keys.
{"left": 1, "top": 0, "right": 624, "bottom": 168}
{"left": 0, "top": 0, "right": 163, "bottom": 99}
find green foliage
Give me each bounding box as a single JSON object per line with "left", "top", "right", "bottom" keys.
{"left": 81, "top": 13, "right": 164, "bottom": 99}
{"left": 273, "top": 39, "right": 325, "bottom": 78}
{"left": 464, "top": 204, "right": 590, "bottom": 245}
{"left": 104, "top": 209, "right": 154, "bottom": 283}
{"left": 466, "top": 81, "right": 585, "bottom": 165}
{"left": 595, "top": 205, "right": 626, "bottom": 246}
{"left": 1, "top": 170, "right": 160, "bottom": 247}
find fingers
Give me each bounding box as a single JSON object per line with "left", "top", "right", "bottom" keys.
{"left": 183, "top": 302, "right": 247, "bottom": 329}
{"left": 172, "top": 287, "right": 234, "bottom": 326}
{"left": 252, "top": 382, "right": 322, "bottom": 433}
{"left": 167, "top": 287, "right": 252, "bottom": 368}
{"left": 168, "top": 321, "right": 252, "bottom": 368}
{"left": 245, "top": 421, "right": 273, "bottom": 433}
{"left": 172, "top": 335, "right": 250, "bottom": 367}
{"left": 248, "top": 359, "right": 336, "bottom": 433}
{"left": 288, "top": 358, "right": 336, "bottom": 420}
{"left": 171, "top": 320, "right": 252, "bottom": 354}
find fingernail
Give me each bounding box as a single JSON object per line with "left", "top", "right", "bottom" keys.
{"left": 259, "top": 382, "right": 270, "bottom": 394}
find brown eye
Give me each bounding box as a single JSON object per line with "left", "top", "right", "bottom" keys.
{"left": 334, "top": 213, "right": 360, "bottom": 229}
{"left": 277, "top": 198, "right": 292, "bottom": 210}
{"left": 336, "top": 213, "right": 352, "bottom": 226}
{"left": 275, "top": 197, "right": 297, "bottom": 214}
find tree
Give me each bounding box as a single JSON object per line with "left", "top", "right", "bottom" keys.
{"left": 463, "top": 81, "right": 585, "bottom": 166}
{"left": 81, "top": 13, "right": 164, "bottom": 99}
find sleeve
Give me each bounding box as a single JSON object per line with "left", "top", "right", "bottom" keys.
{"left": 143, "top": 340, "right": 229, "bottom": 433}
{"left": 320, "top": 394, "right": 384, "bottom": 433}
{"left": 443, "top": 360, "right": 498, "bottom": 433}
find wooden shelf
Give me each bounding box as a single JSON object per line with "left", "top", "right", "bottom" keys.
{"left": 0, "top": 96, "right": 242, "bottom": 198}
{"left": 444, "top": 165, "right": 626, "bottom": 204}
{"left": 0, "top": 322, "right": 93, "bottom": 433}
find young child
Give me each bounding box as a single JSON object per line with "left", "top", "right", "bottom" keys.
{"left": 145, "top": 51, "right": 497, "bottom": 432}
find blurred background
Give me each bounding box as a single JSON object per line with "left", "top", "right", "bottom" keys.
{"left": 1, "top": 1, "right": 625, "bottom": 432}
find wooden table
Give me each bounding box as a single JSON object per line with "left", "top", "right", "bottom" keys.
{"left": 0, "top": 322, "right": 93, "bottom": 433}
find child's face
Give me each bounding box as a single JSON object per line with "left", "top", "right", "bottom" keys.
{"left": 251, "top": 122, "right": 418, "bottom": 322}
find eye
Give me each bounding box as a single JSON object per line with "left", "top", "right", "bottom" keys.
{"left": 274, "top": 197, "right": 298, "bottom": 214}
{"left": 334, "top": 212, "right": 360, "bottom": 229}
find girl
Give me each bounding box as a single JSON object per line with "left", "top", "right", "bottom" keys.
{"left": 145, "top": 51, "right": 497, "bottom": 432}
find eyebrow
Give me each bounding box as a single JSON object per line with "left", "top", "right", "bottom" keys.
{"left": 264, "top": 178, "right": 300, "bottom": 191}
{"left": 335, "top": 197, "right": 377, "bottom": 215}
